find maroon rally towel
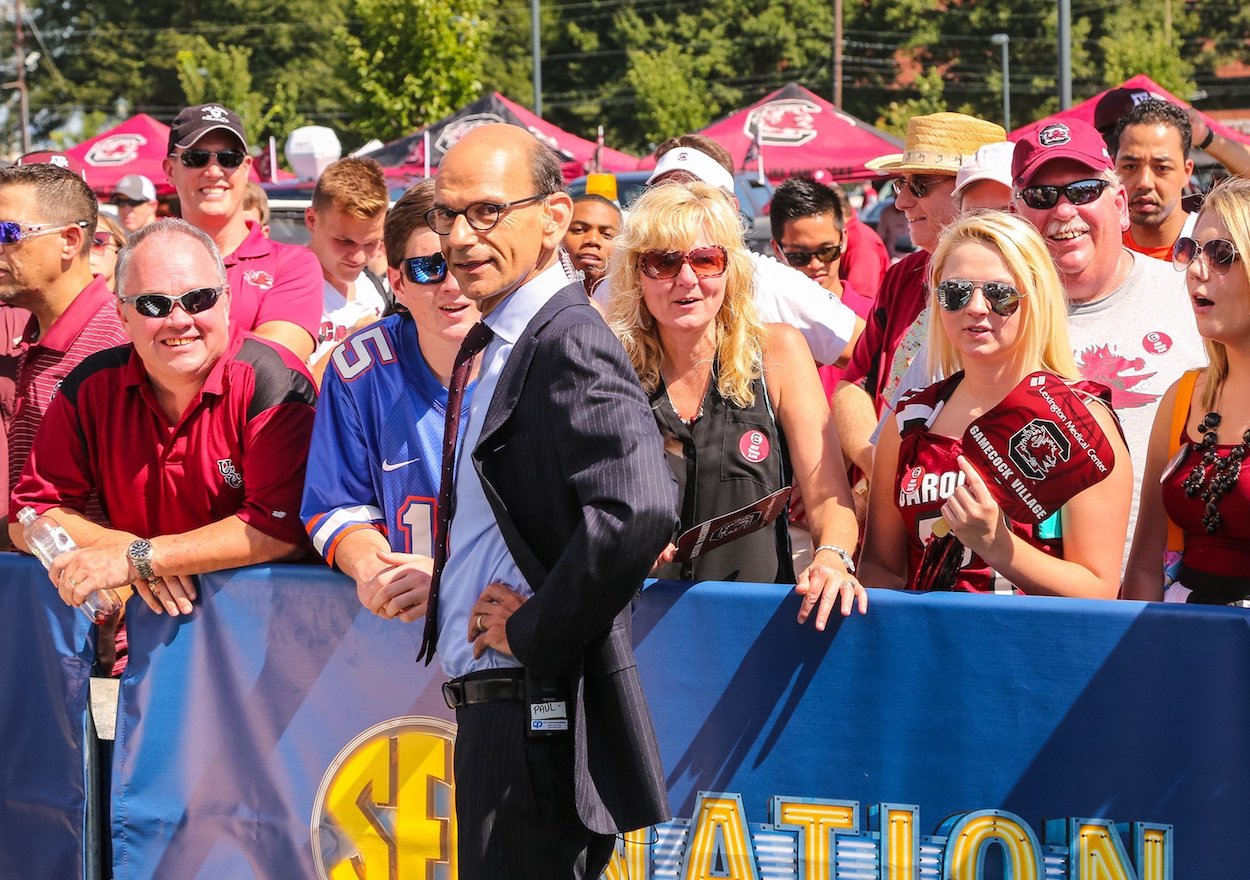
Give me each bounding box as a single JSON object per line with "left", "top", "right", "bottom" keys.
{"left": 672, "top": 486, "right": 792, "bottom": 563}
{"left": 961, "top": 372, "right": 1117, "bottom": 524}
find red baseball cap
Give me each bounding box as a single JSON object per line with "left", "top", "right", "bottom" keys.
{"left": 1011, "top": 120, "right": 1113, "bottom": 187}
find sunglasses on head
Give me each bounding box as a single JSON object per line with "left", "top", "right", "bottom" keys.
{"left": 174, "top": 148, "right": 247, "bottom": 169}
{"left": 780, "top": 242, "right": 843, "bottom": 268}
{"left": 639, "top": 246, "right": 728, "bottom": 280}
{"left": 936, "top": 279, "right": 1024, "bottom": 318}
{"left": 1017, "top": 178, "right": 1110, "bottom": 210}
{"left": 120, "top": 286, "right": 223, "bottom": 318}
{"left": 1172, "top": 237, "right": 1240, "bottom": 275}
{"left": 0, "top": 219, "right": 89, "bottom": 246}
{"left": 403, "top": 253, "right": 448, "bottom": 284}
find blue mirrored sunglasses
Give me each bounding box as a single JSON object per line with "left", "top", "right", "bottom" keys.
{"left": 403, "top": 253, "right": 448, "bottom": 284}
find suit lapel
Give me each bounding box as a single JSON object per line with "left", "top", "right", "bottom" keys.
{"left": 476, "top": 282, "right": 587, "bottom": 450}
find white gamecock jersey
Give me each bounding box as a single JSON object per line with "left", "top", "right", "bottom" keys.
{"left": 301, "top": 314, "right": 474, "bottom": 564}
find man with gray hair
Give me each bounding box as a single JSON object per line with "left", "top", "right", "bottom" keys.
{"left": 11, "top": 219, "right": 317, "bottom": 619}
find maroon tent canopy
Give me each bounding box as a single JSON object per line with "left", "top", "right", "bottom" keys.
{"left": 1009, "top": 74, "right": 1250, "bottom": 149}
{"left": 366, "top": 92, "right": 637, "bottom": 180}
{"left": 638, "top": 82, "right": 903, "bottom": 183}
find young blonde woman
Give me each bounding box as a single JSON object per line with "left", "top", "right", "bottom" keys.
{"left": 1124, "top": 177, "right": 1250, "bottom": 604}
{"left": 860, "top": 211, "right": 1131, "bottom": 596}
{"left": 606, "top": 182, "right": 865, "bottom": 627}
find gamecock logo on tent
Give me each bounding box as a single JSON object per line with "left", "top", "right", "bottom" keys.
{"left": 85, "top": 134, "right": 146, "bottom": 167}
{"left": 435, "top": 113, "right": 507, "bottom": 154}
{"left": 743, "top": 99, "right": 822, "bottom": 147}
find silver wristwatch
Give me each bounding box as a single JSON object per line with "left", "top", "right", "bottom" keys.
{"left": 128, "top": 539, "right": 156, "bottom": 580}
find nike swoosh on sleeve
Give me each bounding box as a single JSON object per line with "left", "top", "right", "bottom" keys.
{"left": 381, "top": 457, "right": 421, "bottom": 472}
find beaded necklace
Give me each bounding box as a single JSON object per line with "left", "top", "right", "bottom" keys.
{"left": 1180, "top": 402, "right": 1250, "bottom": 535}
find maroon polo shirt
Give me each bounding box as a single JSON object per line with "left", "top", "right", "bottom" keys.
{"left": 9, "top": 276, "right": 127, "bottom": 494}
{"left": 12, "top": 331, "right": 316, "bottom": 548}
{"left": 224, "top": 221, "right": 322, "bottom": 348}
{"left": 840, "top": 249, "right": 930, "bottom": 412}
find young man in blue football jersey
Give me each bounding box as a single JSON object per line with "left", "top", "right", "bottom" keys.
{"left": 301, "top": 180, "right": 481, "bottom": 619}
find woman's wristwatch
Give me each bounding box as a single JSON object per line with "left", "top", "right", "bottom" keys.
{"left": 814, "top": 544, "right": 856, "bottom": 574}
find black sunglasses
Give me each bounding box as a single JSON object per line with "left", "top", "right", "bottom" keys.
{"left": 1173, "top": 237, "right": 1240, "bottom": 275}
{"left": 403, "top": 253, "right": 448, "bottom": 284}
{"left": 780, "top": 242, "right": 843, "bottom": 268}
{"left": 1017, "top": 178, "right": 1110, "bottom": 210}
{"left": 111, "top": 196, "right": 148, "bottom": 208}
{"left": 120, "top": 286, "right": 223, "bottom": 318}
{"left": 174, "top": 149, "right": 247, "bottom": 170}
{"left": 936, "top": 279, "right": 1024, "bottom": 318}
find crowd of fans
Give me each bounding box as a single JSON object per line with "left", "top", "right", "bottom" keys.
{"left": 5, "top": 87, "right": 1250, "bottom": 674}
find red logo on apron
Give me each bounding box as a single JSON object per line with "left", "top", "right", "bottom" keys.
{"left": 739, "top": 430, "right": 769, "bottom": 462}
{"left": 1142, "top": 331, "right": 1172, "bottom": 355}
{"left": 902, "top": 465, "right": 924, "bottom": 494}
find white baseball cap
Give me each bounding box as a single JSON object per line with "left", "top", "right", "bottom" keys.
{"left": 953, "top": 141, "right": 1016, "bottom": 198}
{"left": 646, "top": 147, "right": 735, "bottom": 192}
{"left": 114, "top": 174, "right": 157, "bottom": 203}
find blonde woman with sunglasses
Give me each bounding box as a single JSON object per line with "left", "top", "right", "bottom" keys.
{"left": 860, "top": 211, "right": 1131, "bottom": 596}
{"left": 1124, "top": 177, "right": 1250, "bottom": 604}
{"left": 606, "top": 182, "right": 865, "bottom": 627}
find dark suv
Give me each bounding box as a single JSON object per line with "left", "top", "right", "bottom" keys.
{"left": 567, "top": 170, "right": 775, "bottom": 254}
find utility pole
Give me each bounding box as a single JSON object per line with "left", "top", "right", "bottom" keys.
{"left": 833, "top": 0, "right": 843, "bottom": 107}
{"left": 531, "top": 0, "right": 542, "bottom": 117}
{"left": 991, "top": 33, "right": 1010, "bottom": 131}
{"left": 1058, "top": 0, "right": 1072, "bottom": 109}
{"left": 5, "top": 0, "right": 31, "bottom": 154}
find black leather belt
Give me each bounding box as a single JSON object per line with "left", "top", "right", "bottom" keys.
{"left": 444, "top": 668, "right": 562, "bottom": 709}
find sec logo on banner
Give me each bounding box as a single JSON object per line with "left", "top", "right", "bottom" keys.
{"left": 311, "top": 716, "right": 457, "bottom": 880}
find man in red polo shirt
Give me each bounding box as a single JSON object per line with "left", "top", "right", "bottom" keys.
{"left": 163, "top": 103, "right": 321, "bottom": 362}
{"left": 0, "top": 163, "right": 128, "bottom": 541}
{"left": 10, "top": 219, "right": 316, "bottom": 618}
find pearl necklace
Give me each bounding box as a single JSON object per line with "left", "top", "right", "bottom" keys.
{"left": 1180, "top": 409, "right": 1250, "bottom": 535}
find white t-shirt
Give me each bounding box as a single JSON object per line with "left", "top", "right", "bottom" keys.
{"left": 310, "top": 277, "right": 387, "bottom": 366}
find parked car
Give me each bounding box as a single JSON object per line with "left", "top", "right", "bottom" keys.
{"left": 261, "top": 181, "right": 412, "bottom": 247}
{"left": 567, "top": 170, "right": 775, "bottom": 254}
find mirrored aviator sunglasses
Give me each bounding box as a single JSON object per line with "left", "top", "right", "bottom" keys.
{"left": 936, "top": 279, "right": 1023, "bottom": 317}
{"left": 403, "top": 253, "right": 448, "bottom": 284}
{"left": 121, "top": 286, "right": 222, "bottom": 318}
{"left": 639, "top": 246, "right": 728, "bottom": 280}
{"left": 1172, "top": 237, "right": 1240, "bottom": 275}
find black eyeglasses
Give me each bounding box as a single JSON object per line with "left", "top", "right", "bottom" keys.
{"left": 403, "top": 253, "right": 448, "bottom": 284}
{"left": 780, "top": 242, "right": 843, "bottom": 267}
{"left": 639, "top": 246, "right": 729, "bottom": 280}
{"left": 900, "top": 175, "right": 949, "bottom": 199}
{"left": 1173, "top": 237, "right": 1240, "bottom": 275}
{"left": 173, "top": 149, "right": 247, "bottom": 170}
{"left": 936, "top": 279, "right": 1024, "bottom": 318}
{"left": 425, "top": 193, "right": 550, "bottom": 235}
{"left": 0, "top": 219, "right": 89, "bottom": 246}
{"left": 120, "top": 286, "right": 223, "bottom": 318}
{"left": 1017, "top": 178, "right": 1110, "bottom": 210}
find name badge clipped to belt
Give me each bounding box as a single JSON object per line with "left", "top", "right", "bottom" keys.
{"left": 526, "top": 669, "right": 568, "bottom": 738}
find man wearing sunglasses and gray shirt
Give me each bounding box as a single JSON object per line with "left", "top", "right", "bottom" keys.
{"left": 163, "top": 103, "right": 322, "bottom": 363}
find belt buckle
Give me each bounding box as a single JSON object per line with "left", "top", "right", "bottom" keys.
{"left": 442, "top": 680, "right": 461, "bottom": 710}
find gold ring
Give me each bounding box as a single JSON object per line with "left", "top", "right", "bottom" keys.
{"left": 68, "top": 577, "right": 81, "bottom": 587}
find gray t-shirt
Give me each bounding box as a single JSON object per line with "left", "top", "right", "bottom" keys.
{"left": 878, "top": 250, "right": 1206, "bottom": 563}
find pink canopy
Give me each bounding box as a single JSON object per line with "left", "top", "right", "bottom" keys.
{"left": 366, "top": 92, "right": 638, "bottom": 179}
{"left": 1009, "top": 74, "right": 1250, "bottom": 148}
{"left": 638, "top": 82, "right": 903, "bottom": 183}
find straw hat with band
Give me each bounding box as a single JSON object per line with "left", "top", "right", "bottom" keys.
{"left": 865, "top": 112, "right": 1007, "bottom": 177}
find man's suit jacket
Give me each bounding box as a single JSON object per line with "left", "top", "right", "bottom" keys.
{"left": 471, "top": 281, "right": 678, "bottom": 835}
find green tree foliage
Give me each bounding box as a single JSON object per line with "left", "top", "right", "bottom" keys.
{"left": 173, "top": 39, "right": 295, "bottom": 145}
{"left": 336, "top": 0, "right": 491, "bottom": 143}
{"left": 1097, "top": 1, "right": 1194, "bottom": 97}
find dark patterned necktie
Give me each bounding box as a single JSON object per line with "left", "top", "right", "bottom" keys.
{"left": 417, "top": 321, "right": 494, "bottom": 665}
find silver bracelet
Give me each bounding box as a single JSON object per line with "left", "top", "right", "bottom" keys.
{"left": 813, "top": 544, "right": 856, "bottom": 574}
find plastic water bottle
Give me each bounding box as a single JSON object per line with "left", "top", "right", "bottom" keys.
{"left": 17, "top": 507, "right": 122, "bottom": 623}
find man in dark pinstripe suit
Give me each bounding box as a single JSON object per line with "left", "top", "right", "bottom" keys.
{"left": 431, "top": 123, "right": 678, "bottom": 879}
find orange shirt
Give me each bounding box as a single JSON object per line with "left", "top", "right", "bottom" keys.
{"left": 1123, "top": 228, "right": 1177, "bottom": 262}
